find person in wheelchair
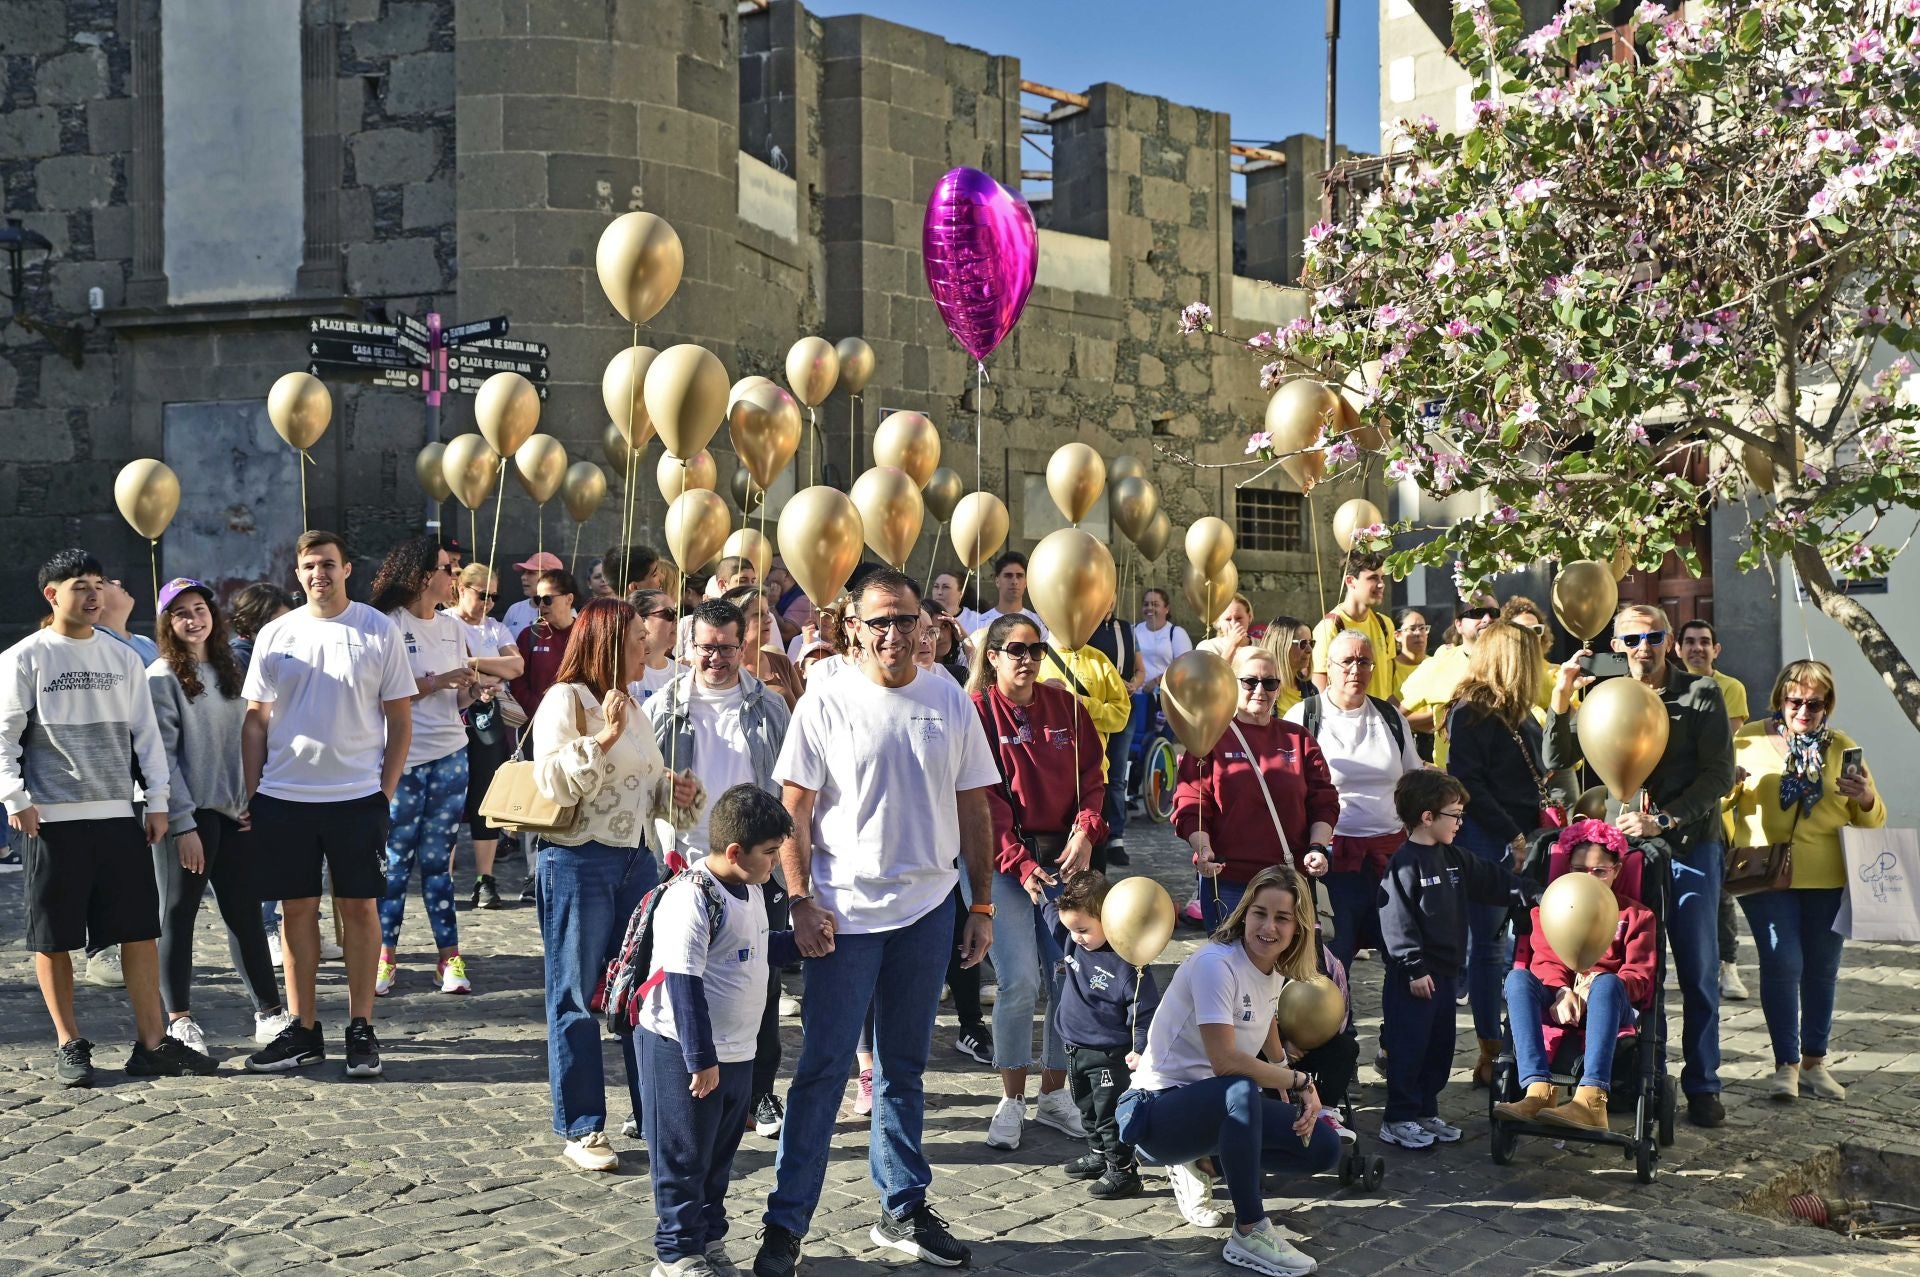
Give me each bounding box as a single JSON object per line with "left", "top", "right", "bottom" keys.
{"left": 1494, "top": 820, "right": 1657, "bottom": 1131}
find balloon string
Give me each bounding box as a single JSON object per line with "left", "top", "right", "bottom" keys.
{"left": 570, "top": 522, "right": 583, "bottom": 577}
{"left": 625, "top": 323, "right": 641, "bottom": 560}
{"left": 1309, "top": 490, "right": 1328, "bottom": 618}
{"left": 808, "top": 406, "right": 819, "bottom": 485}
{"left": 850, "top": 392, "right": 859, "bottom": 485}
{"left": 148, "top": 539, "right": 160, "bottom": 641}
{"left": 297, "top": 448, "right": 312, "bottom": 531}
{"left": 923, "top": 522, "right": 942, "bottom": 592}
{"left": 469, "top": 506, "right": 477, "bottom": 557}
{"left": 537, "top": 501, "right": 544, "bottom": 559}
{"left": 486, "top": 458, "right": 506, "bottom": 607}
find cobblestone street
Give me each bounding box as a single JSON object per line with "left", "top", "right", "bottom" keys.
{"left": 3, "top": 822, "right": 1918, "bottom": 1276}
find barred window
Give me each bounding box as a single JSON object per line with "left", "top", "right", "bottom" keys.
{"left": 1236, "top": 488, "right": 1304, "bottom": 552}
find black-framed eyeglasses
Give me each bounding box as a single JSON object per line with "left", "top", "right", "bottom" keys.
{"left": 993, "top": 641, "right": 1044, "bottom": 661}
{"left": 1782, "top": 695, "right": 1827, "bottom": 712}
{"left": 694, "top": 643, "right": 740, "bottom": 658}
{"left": 857, "top": 613, "right": 920, "bottom": 633}
{"left": 1617, "top": 631, "right": 1667, "bottom": 648}
{"left": 1435, "top": 809, "right": 1466, "bottom": 822}
{"left": 644, "top": 608, "right": 678, "bottom": 623}
{"left": 1238, "top": 676, "right": 1283, "bottom": 692}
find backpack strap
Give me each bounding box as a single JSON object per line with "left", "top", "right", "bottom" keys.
{"left": 1368, "top": 695, "right": 1407, "bottom": 755}
{"left": 1301, "top": 693, "right": 1323, "bottom": 740}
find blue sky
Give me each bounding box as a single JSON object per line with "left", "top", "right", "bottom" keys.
{"left": 802, "top": 1, "right": 1383, "bottom": 156}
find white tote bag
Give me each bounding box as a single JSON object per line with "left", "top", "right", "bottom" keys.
{"left": 1834, "top": 827, "right": 1920, "bottom": 943}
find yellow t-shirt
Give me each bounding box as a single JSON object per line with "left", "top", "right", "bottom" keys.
{"left": 1311, "top": 608, "right": 1398, "bottom": 701}
{"left": 1727, "top": 724, "right": 1883, "bottom": 889}
{"left": 1399, "top": 644, "right": 1469, "bottom": 765}
{"left": 1393, "top": 654, "right": 1425, "bottom": 703}
{"left": 1713, "top": 670, "right": 1749, "bottom": 723}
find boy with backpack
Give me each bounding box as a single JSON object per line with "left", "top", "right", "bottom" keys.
{"left": 634, "top": 784, "right": 803, "bottom": 1277}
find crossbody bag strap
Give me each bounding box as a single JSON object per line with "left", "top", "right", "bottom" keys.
{"left": 1043, "top": 644, "right": 1091, "bottom": 698}
{"left": 988, "top": 700, "right": 1032, "bottom": 848}
{"left": 1227, "top": 719, "right": 1294, "bottom": 869}
{"left": 1499, "top": 715, "right": 1553, "bottom": 808}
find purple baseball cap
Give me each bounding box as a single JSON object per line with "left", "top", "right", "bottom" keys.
{"left": 157, "top": 577, "right": 214, "bottom": 613}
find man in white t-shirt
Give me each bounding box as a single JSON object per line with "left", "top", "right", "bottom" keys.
{"left": 753, "top": 570, "right": 1000, "bottom": 1275}
{"left": 502, "top": 552, "right": 562, "bottom": 638}
{"left": 241, "top": 531, "right": 416, "bottom": 1080}
{"left": 975, "top": 550, "right": 1044, "bottom": 633}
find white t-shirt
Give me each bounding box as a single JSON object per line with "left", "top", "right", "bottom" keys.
{"left": 388, "top": 608, "right": 472, "bottom": 769}
{"left": 461, "top": 614, "right": 515, "bottom": 658}
{"left": 1131, "top": 941, "right": 1284, "bottom": 1092}
{"left": 503, "top": 598, "right": 537, "bottom": 639}
{"left": 243, "top": 602, "right": 417, "bottom": 802}
{"left": 636, "top": 661, "right": 676, "bottom": 701}
{"left": 636, "top": 868, "right": 769, "bottom": 1064}
{"left": 1283, "top": 695, "right": 1422, "bottom": 838}
{"left": 682, "top": 680, "right": 754, "bottom": 854}
{"left": 774, "top": 666, "right": 1000, "bottom": 934}
{"left": 978, "top": 606, "right": 1046, "bottom": 638}
{"left": 1134, "top": 620, "right": 1193, "bottom": 687}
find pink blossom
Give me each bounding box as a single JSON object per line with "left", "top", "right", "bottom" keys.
{"left": 1652, "top": 343, "right": 1679, "bottom": 369}
{"left": 1458, "top": 410, "right": 1483, "bottom": 432}
{"left": 1490, "top": 504, "right": 1520, "bottom": 524}
{"left": 1327, "top": 435, "right": 1360, "bottom": 465}
{"left": 1508, "top": 177, "right": 1560, "bottom": 207}
{"left": 1314, "top": 285, "right": 1348, "bottom": 309}
{"left": 1247, "top": 331, "right": 1275, "bottom": 351}
{"left": 1375, "top": 303, "right": 1407, "bottom": 329}
{"left": 1514, "top": 400, "right": 1542, "bottom": 426}
{"left": 1431, "top": 452, "right": 1470, "bottom": 492}
{"left": 1258, "top": 361, "right": 1286, "bottom": 392}
{"left": 1245, "top": 431, "right": 1273, "bottom": 456}
{"left": 1626, "top": 422, "right": 1650, "bottom": 445}
{"left": 1305, "top": 221, "right": 1334, "bottom": 244}
{"left": 1429, "top": 251, "right": 1458, "bottom": 280}
{"left": 1385, "top": 456, "right": 1424, "bottom": 484}
{"left": 1861, "top": 304, "right": 1889, "bottom": 325}
{"left": 1850, "top": 30, "right": 1886, "bottom": 64}
{"left": 1843, "top": 541, "right": 1874, "bottom": 568}
{"left": 1802, "top": 460, "right": 1826, "bottom": 483}
{"left": 1178, "top": 302, "right": 1213, "bottom": 334}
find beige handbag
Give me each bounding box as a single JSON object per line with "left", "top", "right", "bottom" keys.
{"left": 478, "top": 688, "right": 586, "bottom": 837}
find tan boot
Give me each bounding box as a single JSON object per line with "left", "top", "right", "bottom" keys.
{"left": 1538, "top": 1085, "right": 1609, "bottom": 1131}
{"left": 1492, "top": 1081, "right": 1558, "bottom": 1122}
{"left": 1472, "top": 1038, "right": 1500, "bottom": 1089}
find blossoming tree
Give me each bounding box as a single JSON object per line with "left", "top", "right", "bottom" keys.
{"left": 1193, "top": 0, "right": 1920, "bottom": 726}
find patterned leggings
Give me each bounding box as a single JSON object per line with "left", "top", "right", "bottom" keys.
{"left": 380, "top": 750, "right": 469, "bottom": 950}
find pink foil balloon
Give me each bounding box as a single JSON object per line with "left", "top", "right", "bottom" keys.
{"left": 922, "top": 166, "right": 1038, "bottom": 363}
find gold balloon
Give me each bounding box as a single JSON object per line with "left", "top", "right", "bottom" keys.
{"left": 785, "top": 336, "right": 839, "bottom": 408}
{"left": 1538, "top": 871, "right": 1622, "bottom": 974}
{"left": 1110, "top": 476, "right": 1159, "bottom": 543}
{"left": 1576, "top": 675, "right": 1671, "bottom": 802}
{"left": 723, "top": 528, "right": 773, "bottom": 581}
{"left": 1184, "top": 560, "right": 1239, "bottom": 624}
{"left": 475, "top": 372, "right": 541, "bottom": 457}
{"left": 513, "top": 435, "right": 568, "bottom": 504}
{"left": 595, "top": 210, "right": 684, "bottom": 325}
{"left": 778, "top": 486, "right": 865, "bottom": 605}
{"left": 1551, "top": 559, "right": 1619, "bottom": 643}
{"left": 658, "top": 449, "right": 718, "bottom": 504}
{"left": 1574, "top": 784, "right": 1610, "bottom": 822}
{"left": 441, "top": 433, "right": 498, "bottom": 511}
{"left": 602, "top": 346, "right": 660, "bottom": 450}
{"left": 664, "top": 488, "right": 730, "bottom": 574}
{"left": 1046, "top": 441, "right": 1106, "bottom": 525}
{"left": 561, "top": 462, "right": 607, "bottom": 522}
{"left": 1277, "top": 974, "right": 1347, "bottom": 1051}
{"left": 267, "top": 371, "right": 332, "bottom": 450}
{"left": 729, "top": 464, "right": 764, "bottom": 513}
{"left": 1608, "top": 542, "right": 1636, "bottom": 581}
{"left": 835, "top": 336, "right": 876, "bottom": 395}
{"left": 602, "top": 422, "right": 633, "bottom": 471}
{"left": 415, "top": 443, "right": 451, "bottom": 502}
{"left": 849, "top": 466, "right": 925, "bottom": 567}
{"left": 728, "top": 381, "right": 803, "bottom": 490}
{"left": 1109, "top": 454, "right": 1147, "bottom": 485}
{"left": 1185, "top": 516, "right": 1235, "bottom": 577}
{"left": 1337, "top": 361, "right": 1390, "bottom": 452}
{"left": 1266, "top": 379, "right": 1338, "bottom": 492}
{"left": 873, "top": 411, "right": 942, "bottom": 488}
{"left": 1100, "top": 875, "right": 1176, "bottom": 968}
{"left": 644, "top": 343, "right": 730, "bottom": 461}
{"left": 949, "top": 491, "right": 1009, "bottom": 570}
{"left": 1028, "top": 528, "right": 1117, "bottom": 650}
{"left": 922, "top": 467, "right": 965, "bottom": 524}
{"left": 1161, "top": 650, "right": 1238, "bottom": 757}
{"left": 113, "top": 459, "right": 180, "bottom": 540}
{"left": 1137, "top": 509, "right": 1173, "bottom": 562}
{"left": 730, "top": 374, "right": 774, "bottom": 406}
{"left": 1331, "top": 498, "right": 1386, "bottom": 552}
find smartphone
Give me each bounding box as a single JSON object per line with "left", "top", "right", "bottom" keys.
{"left": 1578, "top": 651, "right": 1632, "bottom": 680}
{"left": 1842, "top": 747, "right": 1865, "bottom": 780}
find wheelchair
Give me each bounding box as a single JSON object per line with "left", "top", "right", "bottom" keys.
{"left": 1126, "top": 689, "right": 1179, "bottom": 824}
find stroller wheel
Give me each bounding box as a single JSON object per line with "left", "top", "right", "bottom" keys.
{"left": 1490, "top": 1116, "right": 1519, "bottom": 1166}
{"left": 1338, "top": 1149, "right": 1357, "bottom": 1186}
{"left": 1657, "top": 1074, "right": 1676, "bottom": 1147}
{"left": 1635, "top": 1139, "right": 1657, "bottom": 1184}
{"left": 1361, "top": 1155, "right": 1386, "bottom": 1189}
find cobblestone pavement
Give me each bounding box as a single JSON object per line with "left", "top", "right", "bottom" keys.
{"left": 3, "top": 821, "right": 1919, "bottom": 1277}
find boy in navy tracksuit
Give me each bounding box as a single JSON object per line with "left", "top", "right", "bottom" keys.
{"left": 1047, "top": 870, "right": 1160, "bottom": 1199}
{"left": 1376, "top": 771, "right": 1539, "bottom": 1150}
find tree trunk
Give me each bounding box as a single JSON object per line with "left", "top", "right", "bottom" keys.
{"left": 1789, "top": 542, "right": 1920, "bottom": 729}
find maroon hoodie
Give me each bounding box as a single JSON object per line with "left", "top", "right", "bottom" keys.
{"left": 972, "top": 681, "right": 1107, "bottom": 884}
{"left": 1174, "top": 715, "right": 1340, "bottom": 885}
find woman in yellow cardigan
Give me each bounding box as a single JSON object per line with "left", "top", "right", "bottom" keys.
{"left": 1726, "top": 660, "right": 1883, "bottom": 1103}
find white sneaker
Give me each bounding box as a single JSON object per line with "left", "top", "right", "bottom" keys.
{"left": 1770, "top": 1063, "right": 1799, "bottom": 1101}
{"left": 1223, "top": 1221, "right": 1318, "bottom": 1276}
{"left": 1319, "top": 1109, "right": 1357, "bottom": 1145}
{"left": 1416, "top": 1116, "right": 1462, "bottom": 1143}
{"left": 254, "top": 1011, "right": 294, "bottom": 1045}
{"left": 1034, "top": 1088, "right": 1088, "bottom": 1138}
{"left": 1168, "top": 1160, "right": 1230, "bottom": 1228}
{"left": 267, "top": 933, "right": 284, "bottom": 968}
{"left": 649, "top": 1257, "right": 718, "bottom": 1277}
{"left": 1801, "top": 1062, "right": 1846, "bottom": 1100}
{"left": 985, "top": 1096, "right": 1024, "bottom": 1150}
{"left": 1720, "top": 961, "right": 1750, "bottom": 1001}
{"left": 86, "top": 947, "right": 124, "bottom": 987}
{"left": 319, "top": 926, "right": 343, "bottom": 961}
{"left": 779, "top": 994, "right": 801, "bottom": 1018}
{"left": 562, "top": 1130, "right": 619, "bottom": 1172}
{"left": 166, "top": 1016, "right": 208, "bottom": 1056}
{"left": 438, "top": 955, "right": 471, "bottom": 994}
{"left": 1379, "top": 1120, "right": 1436, "bottom": 1149}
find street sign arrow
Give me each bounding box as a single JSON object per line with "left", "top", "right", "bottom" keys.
{"left": 447, "top": 352, "right": 549, "bottom": 381}
{"left": 449, "top": 373, "right": 548, "bottom": 400}
{"left": 466, "top": 336, "right": 550, "bottom": 360}
{"left": 393, "top": 312, "right": 430, "bottom": 344}
{"left": 309, "top": 317, "right": 397, "bottom": 340}
{"left": 445, "top": 316, "right": 510, "bottom": 345}
{"left": 393, "top": 333, "right": 430, "bottom": 362}
{"left": 308, "top": 338, "right": 419, "bottom": 367}
{"left": 309, "top": 362, "right": 421, "bottom": 389}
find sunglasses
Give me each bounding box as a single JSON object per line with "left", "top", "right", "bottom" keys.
{"left": 993, "top": 641, "right": 1045, "bottom": 661}
{"left": 857, "top": 613, "right": 920, "bottom": 633}
{"left": 1617, "top": 631, "right": 1667, "bottom": 647}
{"left": 473, "top": 591, "right": 497, "bottom": 602}
{"left": 1291, "top": 638, "right": 1314, "bottom": 650}
{"left": 1460, "top": 607, "right": 1500, "bottom": 622}
{"left": 1516, "top": 622, "right": 1548, "bottom": 637}
{"left": 1782, "top": 696, "right": 1827, "bottom": 711}
{"left": 644, "top": 609, "right": 678, "bottom": 623}
{"left": 534, "top": 595, "right": 563, "bottom": 608}
{"left": 1238, "top": 676, "right": 1283, "bottom": 692}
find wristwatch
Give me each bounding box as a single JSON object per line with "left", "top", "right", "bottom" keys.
{"left": 969, "top": 903, "right": 996, "bottom": 917}
{"left": 1307, "top": 843, "right": 1332, "bottom": 857}
{"left": 1655, "top": 812, "right": 1674, "bottom": 831}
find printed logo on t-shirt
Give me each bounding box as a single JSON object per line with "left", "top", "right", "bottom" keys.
{"left": 1088, "top": 967, "right": 1115, "bottom": 992}
{"left": 737, "top": 948, "right": 750, "bottom": 962}
{"left": 1241, "top": 991, "right": 1255, "bottom": 1022}
{"left": 43, "top": 670, "right": 121, "bottom": 693}
{"left": 909, "top": 712, "right": 943, "bottom": 743}
{"left": 1043, "top": 726, "right": 1071, "bottom": 747}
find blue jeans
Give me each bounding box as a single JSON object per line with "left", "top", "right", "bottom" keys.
{"left": 1197, "top": 875, "right": 1247, "bottom": 933}
{"left": 1668, "top": 840, "right": 1724, "bottom": 1095}
{"left": 1116, "top": 1077, "right": 1342, "bottom": 1227}
{"left": 640, "top": 1027, "right": 754, "bottom": 1263}
{"left": 1126, "top": 691, "right": 1154, "bottom": 793}
{"left": 1739, "top": 888, "right": 1846, "bottom": 1066}
{"left": 1322, "top": 870, "right": 1382, "bottom": 975}
{"left": 536, "top": 839, "right": 659, "bottom": 1138}
{"left": 1103, "top": 722, "right": 1131, "bottom": 844}
{"left": 765, "top": 890, "right": 957, "bottom": 1234}
{"left": 1455, "top": 818, "right": 1515, "bottom": 1042}
{"left": 989, "top": 871, "right": 1067, "bottom": 1072}
{"left": 380, "top": 750, "right": 468, "bottom": 950}
{"left": 1504, "top": 968, "right": 1634, "bottom": 1091}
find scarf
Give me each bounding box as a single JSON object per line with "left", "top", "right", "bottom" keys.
{"left": 1777, "top": 720, "right": 1828, "bottom": 815}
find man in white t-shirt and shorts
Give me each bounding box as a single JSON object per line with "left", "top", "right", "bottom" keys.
{"left": 752, "top": 570, "right": 1000, "bottom": 1277}
{"left": 242, "top": 531, "right": 417, "bottom": 1079}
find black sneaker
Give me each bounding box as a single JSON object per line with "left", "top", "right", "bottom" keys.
{"left": 1105, "top": 841, "right": 1131, "bottom": 867}
{"left": 1687, "top": 1093, "right": 1725, "bottom": 1128}
{"left": 1089, "top": 1163, "right": 1142, "bottom": 1199}
{"left": 246, "top": 1019, "right": 325, "bottom": 1072}
{"left": 954, "top": 1023, "right": 994, "bottom": 1066}
{"left": 344, "top": 1018, "right": 382, "bottom": 1078}
{"left": 751, "top": 1224, "right": 804, "bottom": 1277}
{"left": 622, "top": 1115, "right": 641, "bottom": 1140}
{"left": 753, "top": 1092, "right": 785, "bottom": 1138}
{"left": 1063, "top": 1152, "right": 1105, "bottom": 1180}
{"left": 471, "top": 875, "right": 502, "bottom": 910}
{"left": 870, "top": 1204, "right": 968, "bottom": 1268}
{"left": 127, "top": 1036, "right": 219, "bottom": 1077}
{"left": 55, "top": 1038, "right": 94, "bottom": 1088}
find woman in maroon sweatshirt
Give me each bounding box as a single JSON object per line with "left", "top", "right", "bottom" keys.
{"left": 1175, "top": 646, "right": 1339, "bottom": 931}
{"left": 969, "top": 614, "right": 1107, "bottom": 1152}
{"left": 509, "top": 568, "right": 578, "bottom": 722}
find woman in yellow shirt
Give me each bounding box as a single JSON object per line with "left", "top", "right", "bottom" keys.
{"left": 1257, "top": 614, "right": 1316, "bottom": 718}
{"left": 1726, "top": 660, "right": 1883, "bottom": 1103}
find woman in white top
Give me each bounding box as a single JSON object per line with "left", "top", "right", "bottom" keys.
{"left": 533, "top": 597, "right": 702, "bottom": 1172}
{"left": 1117, "top": 865, "right": 1340, "bottom": 1276}
{"left": 1195, "top": 593, "right": 1254, "bottom": 661}
{"left": 1133, "top": 587, "right": 1191, "bottom": 692}
{"left": 630, "top": 587, "right": 680, "bottom": 701}
{"left": 452, "top": 564, "right": 525, "bottom": 911}
{"left": 369, "top": 538, "right": 478, "bottom": 996}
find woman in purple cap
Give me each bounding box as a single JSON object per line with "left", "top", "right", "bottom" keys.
{"left": 148, "top": 578, "right": 290, "bottom": 1054}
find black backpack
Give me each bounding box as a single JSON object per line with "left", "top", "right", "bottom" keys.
{"left": 594, "top": 868, "right": 730, "bottom": 1037}
{"left": 1298, "top": 692, "right": 1406, "bottom": 756}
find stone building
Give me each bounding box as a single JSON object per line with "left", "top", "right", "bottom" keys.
{"left": 0, "top": 0, "right": 1375, "bottom": 636}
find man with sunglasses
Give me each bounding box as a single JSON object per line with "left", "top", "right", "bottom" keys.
{"left": 756, "top": 570, "right": 1000, "bottom": 1275}
{"left": 1545, "top": 603, "right": 1734, "bottom": 1127}
{"left": 502, "top": 552, "right": 563, "bottom": 639}
{"left": 1398, "top": 596, "right": 1500, "bottom": 767}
